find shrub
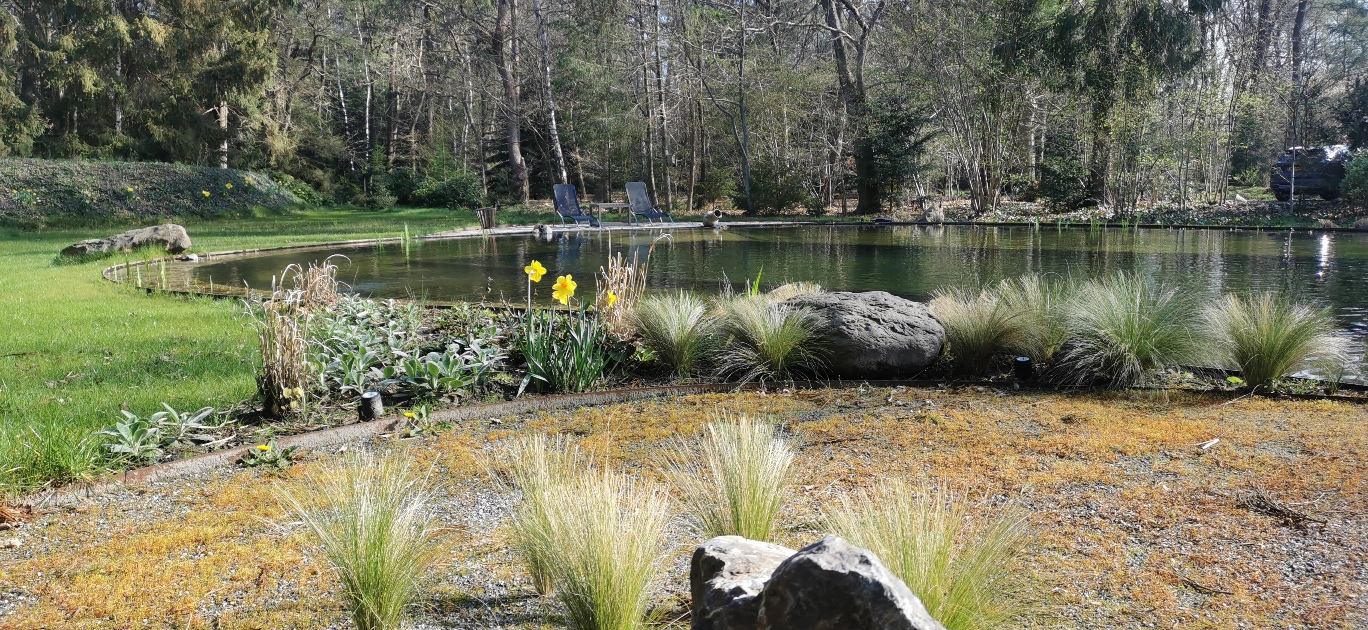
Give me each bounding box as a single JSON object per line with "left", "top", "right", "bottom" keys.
{"left": 359, "top": 179, "right": 398, "bottom": 210}
{"left": 716, "top": 297, "right": 825, "bottom": 383}
{"left": 1050, "top": 273, "right": 1198, "bottom": 387}
{"left": 929, "top": 286, "right": 1023, "bottom": 376}
{"left": 517, "top": 308, "right": 613, "bottom": 393}
{"left": 825, "top": 480, "right": 1030, "bottom": 630}
{"left": 416, "top": 171, "right": 486, "bottom": 210}
{"left": 495, "top": 434, "right": 587, "bottom": 594}
{"left": 1202, "top": 293, "right": 1350, "bottom": 389}
{"left": 733, "top": 161, "right": 818, "bottom": 216}
{"left": 629, "top": 292, "right": 719, "bottom": 377}
{"left": 536, "top": 473, "right": 669, "bottom": 630}
{"left": 386, "top": 167, "right": 423, "bottom": 205}
{"left": 1342, "top": 153, "right": 1368, "bottom": 206}
{"left": 278, "top": 450, "right": 444, "bottom": 630}
{"left": 665, "top": 414, "right": 793, "bottom": 541}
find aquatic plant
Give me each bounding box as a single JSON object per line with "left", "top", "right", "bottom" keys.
{"left": 628, "top": 291, "right": 719, "bottom": 378}
{"left": 1202, "top": 292, "right": 1351, "bottom": 389}
{"left": 1050, "top": 273, "right": 1198, "bottom": 387}
{"left": 825, "top": 480, "right": 1030, "bottom": 630}
{"left": 278, "top": 450, "right": 443, "bottom": 630}
{"left": 665, "top": 413, "right": 793, "bottom": 541}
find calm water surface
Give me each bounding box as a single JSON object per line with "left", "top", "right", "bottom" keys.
{"left": 187, "top": 224, "right": 1367, "bottom": 365}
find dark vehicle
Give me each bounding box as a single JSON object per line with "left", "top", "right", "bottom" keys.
{"left": 1269, "top": 145, "right": 1350, "bottom": 201}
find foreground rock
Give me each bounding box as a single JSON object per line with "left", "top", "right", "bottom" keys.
{"left": 691, "top": 536, "right": 797, "bottom": 630}
{"left": 61, "top": 224, "right": 192, "bottom": 257}
{"left": 784, "top": 291, "right": 944, "bottom": 378}
{"left": 691, "top": 535, "right": 946, "bottom": 630}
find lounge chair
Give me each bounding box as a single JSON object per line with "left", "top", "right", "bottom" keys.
{"left": 553, "top": 183, "right": 599, "bottom": 227}
{"left": 625, "top": 182, "right": 674, "bottom": 223}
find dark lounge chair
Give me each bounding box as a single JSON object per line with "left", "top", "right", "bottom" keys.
{"left": 625, "top": 182, "right": 674, "bottom": 224}
{"left": 553, "top": 183, "right": 599, "bottom": 227}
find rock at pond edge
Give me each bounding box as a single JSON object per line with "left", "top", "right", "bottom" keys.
{"left": 783, "top": 291, "right": 944, "bottom": 379}
{"left": 61, "top": 224, "right": 192, "bottom": 257}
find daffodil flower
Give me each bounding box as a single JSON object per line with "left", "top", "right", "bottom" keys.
{"left": 257, "top": 444, "right": 271, "bottom": 452}
{"left": 524, "top": 260, "right": 547, "bottom": 282}
{"left": 404, "top": 412, "right": 416, "bottom": 419}
{"left": 552, "top": 275, "right": 577, "bottom": 305}
{"left": 606, "top": 291, "right": 618, "bottom": 308}
{"left": 126, "top": 187, "right": 134, "bottom": 193}
{"left": 202, "top": 191, "right": 210, "bottom": 197}
{"left": 225, "top": 183, "right": 233, "bottom": 189}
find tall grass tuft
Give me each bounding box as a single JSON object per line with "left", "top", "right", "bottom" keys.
{"left": 277, "top": 450, "right": 444, "bottom": 630}
{"left": 996, "top": 274, "right": 1072, "bottom": 363}
{"left": 1202, "top": 292, "right": 1351, "bottom": 388}
{"left": 493, "top": 434, "right": 587, "bottom": 594}
{"left": 10, "top": 424, "right": 107, "bottom": 492}
{"left": 825, "top": 480, "right": 1030, "bottom": 630}
{"left": 929, "top": 286, "right": 1023, "bottom": 376}
{"left": 716, "top": 297, "right": 825, "bottom": 383}
{"left": 665, "top": 414, "right": 793, "bottom": 541}
{"left": 251, "top": 259, "right": 342, "bottom": 416}
{"left": 629, "top": 292, "right": 719, "bottom": 378}
{"left": 535, "top": 473, "right": 669, "bottom": 630}
{"left": 596, "top": 234, "right": 669, "bottom": 338}
{"left": 1050, "top": 273, "right": 1197, "bottom": 387}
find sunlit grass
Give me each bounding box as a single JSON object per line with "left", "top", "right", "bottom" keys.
{"left": 629, "top": 291, "right": 719, "bottom": 378}
{"left": 716, "top": 297, "right": 825, "bottom": 383}
{"left": 493, "top": 434, "right": 588, "bottom": 594}
{"left": 1050, "top": 273, "right": 1198, "bottom": 387}
{"left": 665, "top": 413, "right": 793, "bottom": 541}
{"left": 1202, "top": 292, "right": 1351, "bottom": 388}
{"left": 825, "top": 480, "right": 1030, "bottom": 630}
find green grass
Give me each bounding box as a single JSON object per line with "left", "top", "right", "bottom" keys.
{"left": 1202, "top": 292, "right": 1350, "bottom": 389}
{"left": 665, "top": 413, "right": 793, "bottom": 541}
{"left": 628, "top": 291, "right": 719, "bottom": 378}
{"left": 0, "top": 205, "right": 544, "bottom": 496}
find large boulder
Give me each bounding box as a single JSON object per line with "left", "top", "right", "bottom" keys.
{"left": 757, "top": 536, "right": 945, "bottom": 630}
{"left": 691, "top": 536, "right": 796, "bottom": 630}
{"left": 61, "top": 224, "right": 192, "bottom": 257}
{"left": 784, "top": 291, "right": 944, "bottom": 378}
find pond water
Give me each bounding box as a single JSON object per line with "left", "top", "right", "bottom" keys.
{"left": 186, "top": 224, "right": 1367, "bottom": 372}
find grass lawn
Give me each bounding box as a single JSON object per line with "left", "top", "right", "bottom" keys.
{"left": 0, "top": 389, "right": 1363, "bottom": 628}
{"left": 0, "top": 206, "right": 553, "bottom": 496}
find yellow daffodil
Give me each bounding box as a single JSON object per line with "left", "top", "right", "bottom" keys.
{"left": 225, "top": 183, "right": 233, "bottom": 189}
{"left": 257, "top": 444, "right": 271, "bottom": 452}
{"left": 202, "top": 191, "right": 210, "bottom": 197}
{"left": 524, "top": 260, "right": 547, "bottom": 282}
{"left": 404, "top": 412, "right": 416, "bottom": 419}
{"left": 126, "top": 187, "right": 134, "bottom": 193}
{"left": 552, "top": 275, "right": 577, "bottom": 305}
{"left": 606, "top": 291, "right": 618, "bottom": 307}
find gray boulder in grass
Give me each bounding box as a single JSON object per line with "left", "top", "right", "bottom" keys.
{"left": 691, "top": 536, "right": 797, "bottom": 630}
{"left": 756, "top": 536, "right": 946, "bottom": 630}
{"left": 783, "top": 291, "right": 944, "bottom": 378}
{"left": 61, "top": 224, "right": 192, "bottom": 257}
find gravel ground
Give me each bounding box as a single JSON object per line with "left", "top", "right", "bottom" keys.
{"left": 1, "top": 388, "right": 1364, "bottom": 628}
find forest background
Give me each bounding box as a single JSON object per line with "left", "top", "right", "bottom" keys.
{"left": 1, "top": 0, "right": 1366, "bottom": 217}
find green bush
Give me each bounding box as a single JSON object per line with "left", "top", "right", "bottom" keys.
{"left": 733, "top": 161, "right": 818, "bottom": 216}
{"left": 359, "top": 179, "right": 398, "bottom": 210}
{"left": 417, "top": 171, "right": 486, "bottom": 210}
{"left": 385, "top": 167, "right": 423, "bottom": 205}
{"left": 267, "top": 171, "right": 326, "bottom": 206}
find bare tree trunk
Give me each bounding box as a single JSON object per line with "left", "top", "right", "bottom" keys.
{"left": 218, "top": 100, "right": 229, "bottom": 169}
{"left": 820, "top": 0, "right": 879, "bottom": 213}
{"left": 531, "top": 0, "right": 568, "bottom": 184}
{"left": 652, "top": 0, "right": 673, "bottom": 212}
{"left": 495, "top": 0, "right": 530, "bottom": 202}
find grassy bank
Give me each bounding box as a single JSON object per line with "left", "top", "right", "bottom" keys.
{"left": 0, "top": 206, "right": 550, "bottom": 495}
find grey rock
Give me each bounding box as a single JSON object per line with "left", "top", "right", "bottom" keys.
{"left": 691, "top": 536, "right": 796, "bottom": 630}
{"left": 784, "top": 291, "right": 944, "bottom": 378}
{"left": 61, "top": 224, "right": 192, "bottom": 257}
{"left": 757, "top": 536, "right": 945, "bottom": 630}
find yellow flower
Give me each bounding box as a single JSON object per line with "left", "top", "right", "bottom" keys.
{"left": 225, "top": 183, "right": 233, "bottom": 189}
{"left": 524, "top": 260, "right": 547, "bottom": 283}
{"left": 606, "top": 291, "right": 618, "bottom": 307}
{"left": 257, "top": 444, "right": 271, "bottom": 452}
{"left": 404, "top": 412, "right": 415, "bottom": 418}
{"left": 552, "top": 275, "right": 577, "bottom": 305}
{"left": 202, "top": 191, "right": 210, "bottom": 197}
{"left": 126, "top": 187, "right": 134, "bottom": 193}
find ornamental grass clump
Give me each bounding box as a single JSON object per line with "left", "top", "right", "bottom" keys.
{"left": 929, "top": 286, "right": 1024, "bottom": 376}
{"left": 825, "top": 480, "right": 1030, "bottom": 630}
{"left": 493, "top": 434, "right": 587, "bottom": 594}
{"left": 996, "top": 274, "right": 1072, "bottom": 363}
{"left": 534, "top": 473, "right": 669, "bottom": 630}
{"left": 716, "top": 297, "right": 825, "bottom": 383}
{"left": 665, "top": 413, "right": 793, "bottom": 541}
{"left": 1202, "top": 292, "right": 1351, "bottom": 389}
{"left": 1050, "top": 273, "right": 1198, "bottom": 387}
{"left": 277, "top": 450, "right": 444, "bottom": 630}
{"left": 629, "top": 292, "right": 719, "bottom": 378}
